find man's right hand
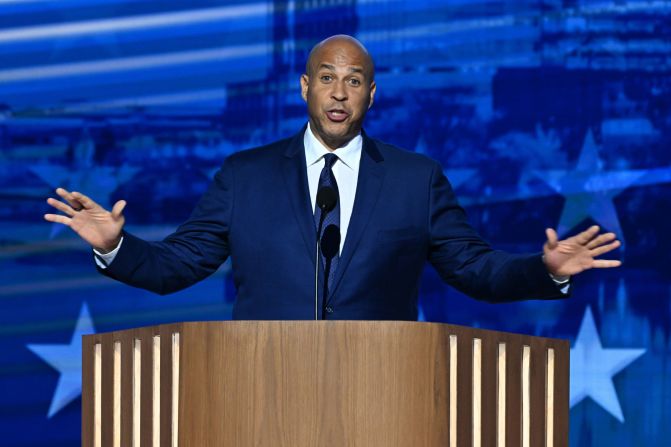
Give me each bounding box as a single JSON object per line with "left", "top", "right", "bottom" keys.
{"left": 44, "top": 188, "right": 126, "bottom": 253}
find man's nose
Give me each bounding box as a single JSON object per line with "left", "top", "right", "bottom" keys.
{"left": 331, "top": 81, "right": 347, "bottom": 101}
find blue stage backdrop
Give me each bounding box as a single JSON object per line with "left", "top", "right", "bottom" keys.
{"left": 1, "top": 0, "right": 669, "bottom": 445}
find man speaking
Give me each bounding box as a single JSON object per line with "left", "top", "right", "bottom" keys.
{"left": 44, "top": 35, "right": 621, "bottom": 320}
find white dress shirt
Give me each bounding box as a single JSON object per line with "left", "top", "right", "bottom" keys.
{"left": 304, "top": 122, "right": 361, "bottom": 254}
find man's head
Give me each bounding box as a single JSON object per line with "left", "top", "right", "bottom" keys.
{"left": 301, "top": 35, "right": 376, "bottom": 151}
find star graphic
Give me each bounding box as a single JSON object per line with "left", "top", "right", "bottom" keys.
{"left": 414, "top": 133, "right": 430, "bottom": 156}
{"left": 27, "top": 302, "right": 96, "bottom": 418}
{"left": 444, "top": 168, "right": 477, "bottom": 189}
{"left": 32, "top": 154, "right": 139, "bottom": 238}
{"left": 203, "top": 166, "right": 220, "bottom": 180}
{"left": 536, "top": 131, "right": 646, "bottom": 243}
{"left": 569, "top": 305, "right": 645, "bottom": 422}
{"left": 457, "top": 126, "right": 671, "bottom": 217}
{"left": 417, "top": 304, "right": 426, "bottom": 322}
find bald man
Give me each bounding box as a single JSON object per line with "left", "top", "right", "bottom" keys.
{"left": 45, "top": 35, "right": 621, "bottom": 320}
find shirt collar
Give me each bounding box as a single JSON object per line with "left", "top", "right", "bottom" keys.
{"left": 304, "top": 122, "right": 362, "bottom": 170}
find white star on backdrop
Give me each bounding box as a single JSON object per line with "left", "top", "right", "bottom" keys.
{"left": 570, "top": 305, "right": 645, "bottom": 422}
{"left": 27, "top": 303, "right": 95, "bottom": 418}
{"left": 536, "top": 131, "right": 645, "bottom": 244}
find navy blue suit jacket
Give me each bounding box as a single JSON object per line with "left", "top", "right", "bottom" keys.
{"left": 102, "top": 128, "right": 566, "bottom": 320}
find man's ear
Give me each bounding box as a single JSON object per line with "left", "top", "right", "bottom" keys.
{"left": 300, "top": 74, "right": 309, "bottom": 103}
{"left": 368, "top": 80, "right": 377, "bottom": 109}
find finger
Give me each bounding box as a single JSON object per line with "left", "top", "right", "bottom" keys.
{"left": 46, "top": 197, "right": 76, "bottom": 216}
{"left": 111, "top": 200, "right": 127, "bottom": 218}
{"left": 591, "top": 240, "right": 621, "bottom": 257}
{"left": 55, "top": 187, "right": 71, "bottom": 197}
{"left": 575, "top": 225, "right": 600, "bottom": 245}
{"left": 586, "top": 232, "right": 617, "bottom": 249}
{"left": 592, "top": 259, "right": 622, "bottom": 268}
{"left": 70, "top": 191, "right": 97, "bottom": 210}
{"left": 545, "top": 228, "right": 558, "bottom": 248}
{"left": 56, "top": 187, "right": 83, "bottom": 209}
{"left": 44, "top": 213, "right": 72, "bottom": 226}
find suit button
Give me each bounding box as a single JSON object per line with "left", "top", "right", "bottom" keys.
{"left": 325, "top": 306, "right": 334, "bottom": 314}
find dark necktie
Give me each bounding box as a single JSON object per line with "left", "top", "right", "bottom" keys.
{"left": 314, "top": 153, "right": 340, "bottom": 305}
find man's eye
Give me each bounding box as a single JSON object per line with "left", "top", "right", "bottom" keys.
{"left": 320, "top": 75, "right": 332, "bottom": 82}
{"left": 349, "top": 78, "right": 361, "bottom": 86}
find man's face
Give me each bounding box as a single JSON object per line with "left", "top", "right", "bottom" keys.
{"left": 301, "top": 40, "right": 376, "bottom": 151}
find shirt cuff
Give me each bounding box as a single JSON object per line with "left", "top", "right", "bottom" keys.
{"left": 93, "top": 236, "right": 123, "bottom": 269}
{"left": 549, "top": 273, "right": 571, "bottom": 294}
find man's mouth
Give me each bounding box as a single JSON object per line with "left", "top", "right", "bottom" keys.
{"left": 326, "top": 109, "right": 349, "bottom": 123}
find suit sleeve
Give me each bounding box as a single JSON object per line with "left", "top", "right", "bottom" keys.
{"left": 426, "top": 161, "right": 567, "bottom": 302}
{"left": 99, "top": 156, "right": 235, "bottom": 295}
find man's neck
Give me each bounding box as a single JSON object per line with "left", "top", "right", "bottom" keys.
{"left": 308, "top": 122, "right": 360, "bottom": 151}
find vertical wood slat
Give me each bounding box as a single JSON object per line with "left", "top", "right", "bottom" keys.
{"left": 479, "top": 338, "right": 497, "bottom": 447}
{"left": 152, "top": 335, "right": 161, "bottom": 447}
{"left": 546, "top": 348, "right": 555, "bottom": 447}
{"left": 472, "top": 338, "right": 482, "bottom": 447}
{"left": 530, "top": 340, "right": 548, "bottom": 447}
{"left": 140, "top": 329, "right": 154, "bottom": 447}
{"left": 120, "top": 335, "right": 133, "bottom": 447}
{"left": 496, "top": 343, "right": 506, "bottom": 447}
{"left": 553, "top": 342, "right": 570, "bottom": 447}
{"left": 101, "top": 338, "right": 114, "bottom": 447}
{"left": 94, "top": 343, "right": 102, "bottom": 447}
{"left": 505, "top": 337, "right": 522, "bottom": 446}
{"left": 172, "top": 333, "right": 180, "bottom": 447}
{"left": 82, "top": 337, "right": 94, "bottom": 447}
{"left": 449, "top": 335, "right": 457, "bottom": 447}
{"left": 113, "top": 342, "right": 121, "bottom": 447}
{"left": 521, "top": 345, "right": 531, "bottom": 447}
{"left": 132, "top": 338, "right": 142, "bottom": 447}
{"left": 160, "top": 328, "right": 173, "bottom": 447}
{"left": 457, "top": 332, "right": 473, "bottom": 447}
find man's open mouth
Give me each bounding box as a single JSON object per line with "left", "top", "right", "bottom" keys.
{"left": 326, "top": 109, "right": 349, "bottom": 122}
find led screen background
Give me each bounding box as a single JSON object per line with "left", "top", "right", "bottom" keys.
{"left": 1, "top": 0, "right": 670, "bottom": 445}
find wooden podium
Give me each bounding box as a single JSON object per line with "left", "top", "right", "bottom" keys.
{"left": 82, "top": 321, "right": 568, "bottom": 446}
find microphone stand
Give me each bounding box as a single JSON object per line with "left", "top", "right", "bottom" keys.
{"left": 319, "top": 225, "right": 340, "bottom": 319}
{"left": 315, "top": 212, "right": 327, "bottom": 320}
{"left": 314, "top": 186, "right": 336, "bottom": 320}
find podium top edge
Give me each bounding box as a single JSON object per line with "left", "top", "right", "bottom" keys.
{"left": 82, "top": 320, "right": 569, "bottom": 346}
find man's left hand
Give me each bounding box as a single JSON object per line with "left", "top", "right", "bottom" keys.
{"left": 543, "top": 225, "right": 622, "bottom": 277}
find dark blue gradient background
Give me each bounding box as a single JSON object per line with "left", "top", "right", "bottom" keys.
{"left": 1, "top": 1, "right": 670, "bottom": 445}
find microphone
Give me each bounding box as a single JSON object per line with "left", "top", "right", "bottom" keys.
{"left": 320, "top": 224, "right": 340, "bottom": 318}
{"left": 316, "top": 186, "right": 337, "bottom": 213}
{"left": 320, "top": 224, "right": 340, "bottom": 260}
{"left": 314, "top": 186, "right": 337, "bottom": 320}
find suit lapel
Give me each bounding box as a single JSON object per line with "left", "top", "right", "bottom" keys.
{"left": 329, "top": 132, "right": 385, "bottom": 298}
{"left": 281, "top": 127, "right": 317, "bottom": 262}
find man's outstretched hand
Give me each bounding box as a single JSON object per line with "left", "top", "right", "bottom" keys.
{"left": 44, "top": 188, "right": 126, "bottom": 253}
{"left": 543, "top": 225, "right": 622, "bottom": 277}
